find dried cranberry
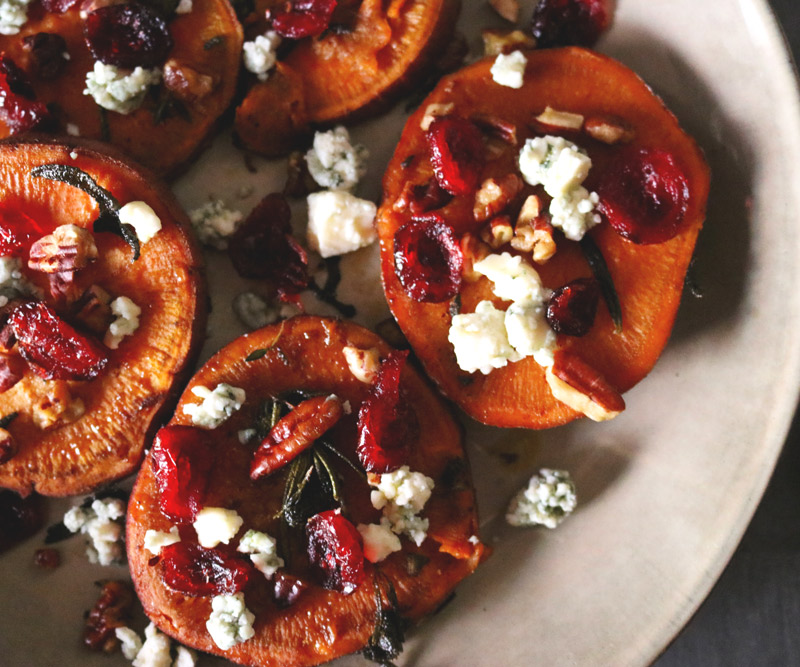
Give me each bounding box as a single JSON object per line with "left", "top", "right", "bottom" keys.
{"left": 271, "top": 0, "right": 338, "bottom": 39}
{"left": 357, "top": 351, "right": 417, "bottom": 474}
{"left": 0, "top": 207, "right": 45, "bottom": 257}
{"left": 393, "top": 215, "right": 462, "bottom": 303}
{"left": 596, "top": 148, "right": 690, "bottom": 245}
{"left": 8, "top": 301, "right": 108, "bottom": 381}
{"left": 151, "top": 425, "right": 214, "bottom": 523}
{"left": 530, "top": 0, "right": 611, "bottom": 48}
{"left": 34, "top": 547, "right": 61, "bottom": 568}
{"left": 408, "top": 179, "right": 453, "bottom": 215}
{"left": 161, "top": 541, "right": 254, "bottom": 596}
{"left": 546, "top": 277, "right": 599, "bottom": 336}
{"left": 0, "top": 489, "right": 42, "bottom": 552}
{"left": 272, "top": 571, "right": 309, "bottom": 608}
{"left": 426, "top": 116, "right": 484, "bottom": 196}
{"left": 0, "top": 54, "right": 51, "bottom": 134}
{"left": 23, "top": 33, "right": 69, "bottom": 81}
{"left": 306, "top": 509, "right": 365, "bottom": 594}
{"left": 40, "top": 0, "right": 80, "bottom": 12}
{"left": 228, "top": 193, "right": 309, "bottom": 303}
{"left": 84, "top": 3, "right": 173, "bottom": 69}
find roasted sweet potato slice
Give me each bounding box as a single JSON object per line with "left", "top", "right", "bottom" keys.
{"left": 0, "top": 0, "right": 243, "bottom": 176}
{"left": 376, "top": 47, "right": 710, "bottom": 429}
{"left": 0, "top": 139, "right": 206, "bottom": 496}
{"left": 127, "top": 316, "right": 484, "bottom": 666}
{"left": 234, "top": 0, "right": 460, "bottom": 155}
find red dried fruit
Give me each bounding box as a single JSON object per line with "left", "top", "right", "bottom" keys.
{"left": 306, "top": 509, "right": 365, "bottom": 595}
{"left": 530, "top": 0, "right": 611, "bottom": 48}
{"left": 0, "top": 54, "right": 51, "bottom": 134}
{"left": 40, "top": 0, "right": 80, "bottom": 13}
{"left": 8, "top": 301, "right": 109, "bottom": 381}
{"left": 251, "top": 394, "right": 343, "bottom": 480}
{"left": 393, "top": 215, "right": 463, "bottom": 303}
{"left": 0, "top": 489, "right": 42, "bottom": 552}
{"left": 0, "top": 207, "right": 45, "bottom": 257}
{"left": 596, "top": 148, "right": 690, "bottom": 245}
{"left": 546, "top": 277, "right": 600, "bottom": 337}
{"left": 84, "top": 3, "right": 174, "bottom": 69}
{"left": 151, "top": 425, "right": 214, "bottom": 523}
{"left": 228, "top": 193, "right": 309, "bottom": 303}
{"left": 272, "top": 571, "right": 309, "bottom": 608}
{"left": 408, "top": 179, "right": 453, "bottom": 215}
{"left": 426, "top": 116, "right": 484, "bottom": 196}
{"left": 357, "top": 350, "right": 417, "bottom": 473}
{"left": 271, "top": 0, "right": 338, "bottom": 39}
{"left": 34, "top": 546, "right": 61, "bottom": 568}
{"left": 160, "top": 541, "right": 254, "bottom": 596}
{"left": 22, "top": 33, "right": 69, "bottom": 80}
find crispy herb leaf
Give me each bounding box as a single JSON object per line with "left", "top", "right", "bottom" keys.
{"left": 0, "top": 412, "right": 18, "bottom": 429}
{"left": 363, "top": 577, "right": 406, "bottom": 666}
{"left": 203, "top": 35, "right": 225, "bottom": 50}
{"left": 310, "top": 257, "right": 356, "bottom": 318}
{"left": 245, "top": 321, "right": 286, "bottom": 362}
{"left": 579, "top": 235, "right": 622, "bottom": 333}
{"left": 253, "top": 397, "right": 284, "bottom": 441}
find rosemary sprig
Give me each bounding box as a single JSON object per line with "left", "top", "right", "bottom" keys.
{"left": 579, "top": 235, "right": 622, "bottom": 333}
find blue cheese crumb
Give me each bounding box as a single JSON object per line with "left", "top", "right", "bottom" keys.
{"left": 193, "top": 507, "right": 244, "bottom": 549}
{"left": 237, "top": 529, "right": 284, "bottom": 577}
{"left": 118, "top": 201, "right": 162, "bottom": 244}
{"left": 104, "top": 296, "right": 141, "bottom": 349}
{"left": 84, "top": 62, "right": 161, "bottom": 114}
{"left": 305, "top": 126, "right": 368, "bottom": 191}
{"left": 0, "top": 0, "right": 31, "bottom": 35}
{"left": 490, "top": 50, "right": 527, "bottom": 89}
{"left": 243, "top": 31, "right": 281, "bottom": 81}
{"left": 63, "top": 497, "right": 126, "bottom": 566}
{"left": 182, "top": 383, "right": 246, "bottom": 429}
{"left": 370, "top": 466, "right": 434, "bottom": 546}
{"left": 144, "top": 526, "right": 180, "bottom": 555}
{"left": 306, "top": 191, "right": 376, "bottom": 258}
{"left": 188, "top": 199, "right": 243, "bottom": 250}
{"left": 506, "top": 468, "right": 577, "bottom": 529}
{"left": 206, "top": 593, "right": 256, "bottom": 651}
{"left": 232, "top": 291, "right": 278, "bottom": 330}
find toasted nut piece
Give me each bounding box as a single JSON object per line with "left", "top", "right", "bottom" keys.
{"left": 489, "top": 0, "right": 519, "bottom": 23}
{"left": 545, "top": 350, "right": 625, "bottom": 421}
{"left": 163, "top": 59, "right": 216, "bottom": 104}
{"left": 482, "top": 29, "right": 536, "bottom": 57}
{"left": 28, "top": 224, "right": 97, "bottom": 274}
{"left": 511, "top": 195, "right": 556, "bottom": 262}
{"left": 343, "top": 345, "right": 380, "bottom": 384}
{"left": 73, "top": 285, "right": 114, "bottom": 335}
{"left": 0, "top": 353, "right": 25, "bottom": 393}
{"left": 480, "top": 216, "right": 514, "bottom": 249}
{"left": 461, "top": 232, "right": 491, "bottom": 282}
{"left": 0, "top": 427, "right": 16, "bottom": 463}
{"left": 535, "top": 106, "right": 584, "bottom": 130}
{"left": 420, "top": 102, "right": 454, "bottom": 131}
{"left": 471, "top": 113, "right": 518, "bottom": 145}
{"left": 284, "top": 150, "right": 318, "bottom": 198}
{"left": 516, "top": 193, "right": 541, "bottom": 221}
{"left": 584, "top": 115, "right": 636, "bottom": 145}
{"left": 84, "top": 580, "right": 135, "bottom": 653}
{"left": 30, "top": 380, "right": 86, "bottom": 430}
{"left": 473, "top": 173, "right": 523, "bottom": 222}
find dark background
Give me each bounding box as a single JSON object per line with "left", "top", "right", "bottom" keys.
{"left": 656, "top": 3, "right": 800, "bottom": 663}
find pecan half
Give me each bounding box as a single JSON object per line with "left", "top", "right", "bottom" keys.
{"left": 584, "top": 115, "right": 636, "bottom": 145}
{"left": 163, "top": 58, "right": 216, "bottom": 104}
{"left": 28, "top": 224, "right": 97, "bottom": 274}
{"left": 545, "top": 350, "right": 625, "bottom": 421}
{"left": 481, "top": 28, "right": 536, "bottom": 57}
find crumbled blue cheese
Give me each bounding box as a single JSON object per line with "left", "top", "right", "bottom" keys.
{"left": 132, "top": 623, "right": 172, "bottom": 667}
{"left": 193, "top": 507, "right": 243, "bottom": 548}
{"left": 63, "top": 497, "right": 126, "bottom": 566}
{"left": 370, "top": 466, "right": 434, "bottom": 546}
{"left": 237, "top": 529, "right": 284, "bottom": 577}
{"left": 188, "top": 199, "right": 243, "bottom": 250}
{"left": 357, "top": 519, "right": 402, "bottom": 563}
{"left": 206, "top": 593, "right": 256, "bottom": 651}
{"left": 172, "top": 646, "right": 197, "bottom": 667}
{"left": 182, "top": 383, "right": 246, "bottom": 428}
{"left": 84, "top": 62, "right": 161, "bottom": 114}
{"left": 232, "top": 291, "right": 278, "bottom": 330}
{"left": 306, "top": 191, "right": 377, "bottom": 258}
{"left": 118, "top": 201, "right": 162, "bottom": 244}
{"left": 448, "top": 300, "right": 520, "bottom": 375}
{"left": 66, "top": 123, "right": 81, "bottom": 136}
{"left": 238, "top": 428, "right": 257, "bottom": 445}
{"left": 549, "top": 186, "right": 601, "bottom": 241}
{"left": 115, "top": 627, "right": 143, "bottom": 661}
{"left": 0, "top": 256, "right": 40, "bottom": 306}
{"left": 505, "top": 302, "right": 556, "bottom": 367}
{"left": 174, "top": 0, "right": 192, "bottom": 13}
{"left": 473, "top": 252, "right": 548, "bottom": 305}
{"left": 305, "top": 126, "right": 368, "bottom": 191}
{"left": 490, "top": 50, "right": 527, "bottom": 89}
{"left": 104, "top": 296, "right": 141, "bottom": 349}
{"left": 506, "top": 468, "right": 577, "bottom": 529}
{"left": 144, "top": 526, "right": 180, "bottom": 555}
{"left": 0, "top": 0, "right": 31, "bottom": 35}
{"left": 243, "top": 31, "right": 281, "bottom": 81}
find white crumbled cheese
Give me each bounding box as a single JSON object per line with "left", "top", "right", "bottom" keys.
{"left": 370, "top": 466, "right": 434, "bottom": 546}
{"left": 206, "top": 593, "right": 256, "bottom": 651}
{"left": 144, "top": 526, "right": 180, "bottom": 555}
{"left": 188, "top": 199, "right": 243, "bottom": 250}
{"left": 0, "top": 255, "right": 39, "bottom": 307}
{"left": 549, "top": 186, "right": 601, "bottom": 241}
{"left": 132, "top": 623, "right": 172, "bottom": 667}
{"left": 118, "top": 201, "right": 162, "bottom": 244}
{"left": 66, "top": 123, "right": 81, "bottom": 136}
{"left": 505, "top": 302, "right": 556, "bottom": 367}
{"left": 473, "top": 252, "right": 549, "bottom": 305}
{"left": 84, "top": 62, "right": 161, "bottom": 114}
{"left": 0, "top": 0, "right": 31, "bottom": 35}
{"left": 490, "top": 50, "right": 527, "bottom": 89}
{"left": 232, "top": 291, "right": 278, "bottom": 330}
{"left": 357, "top": 519, "right": 402, "bottom": 563}
{"left": 306, "top": 191, "right": 377, "bottom": 258}
{"left": 237, "top": 529, "right": 284, "bottom": 578}
{"left": 506, "top": 468, "right": 577, "bottom": 529}
{"left": 305, "top": 126, "right": 368, "bottom": 191}
{"left": 172, "top": 646, "right": 197, "bottom": 667}
{"left": 63, "top": 497, "right": 126, "bottom": 566}
{"left": 104, "top": 296, "right": 141, "bottom": 349}
{"left": 238, "top": 428, "right": 257, "bottom": 444}
{"left": 448, "top": 300, "right": 520, "bottom": 375}
{"left": 519, "top": 135, "right": 592, "bottom": 198}
{"left": 174, "top": 0, "right": 192, "bottom": 13}
{"left": 243, "top": 31, "right": 281, "bottom": 81}
{"left": 182, "top": 383, "right": 246, "bottom": 429}
{"left": 115, "top": 627, "right": 143, "bottom": 661}
{"left": 193, "top": 507, "right": 243, "bottom": 549}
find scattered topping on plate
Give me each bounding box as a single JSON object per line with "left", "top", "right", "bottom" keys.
{"left": 506, "top": 468, "right": 577, "bottom": 528}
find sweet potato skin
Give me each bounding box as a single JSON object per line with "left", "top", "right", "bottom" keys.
{"left": 127, "top": 316, "right": 484, "bottom": 667}
{"left": 376, "top": 48, "right": 711, "bottom": 429}
{"left": 0, "top": 138, "right": 207, "bottom": 496}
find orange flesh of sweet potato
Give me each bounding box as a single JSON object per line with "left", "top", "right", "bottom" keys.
{"left": 376, "top": 47, "right": 711, "bottom": 429}
{"left": 0, "top": 139, "right": 206, "bottom": 496}
{"left": 0, "top": 0, "right": 243, "bottom": 177}
{"left": 127, "top": 316, "right": 484, "bottom": 667}
{"left": 234, "top": 0, "right": 461, "bottom": 155}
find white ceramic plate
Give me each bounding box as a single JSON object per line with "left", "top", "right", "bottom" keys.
{"left": 3, "top": 0, "right": 800, "bottom": 665}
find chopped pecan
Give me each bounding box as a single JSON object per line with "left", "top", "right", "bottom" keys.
{"left": 545, "top": 350, "right": 625, "bottom": 421}
{"left": 84, "top": 580, "right": 135, "bottom": 653}
{"left": 0, "top": 428, "right": 15, "bottom": 463}
{"left": 535, "top": 106, "right": 584, "bottom": 131}
{"left": 0, "top": 353, "right": 25, "bottom": 393}
{"left": 473, "top": 173, "right": 523, "bottom": 223}
{"left": 73, "top": 285, "right": 113, "bottom": 335}
{"left": 460, "top": 232, "right": 490, "bottom": 282}
{"left": 30, "top": 380, "right": 85, "bottom": 430}
{"left": 480, "top": 215, "right": 514, "bottom": 249}
{"left": 584, "top": 115, "right": 636, "bottom": 145}
{"left": 163, "top": 58, "right": 215, "bottom": 104}
{"left": 471, "top": 113, "right": 518, "bottom": 145}
{"left": 342, "top": 345, "right": 380, "bottom": 384}
{"left": 481, "top": 28, "right": 536, "bottom": 57}
{"left": 420, "top": 102, "right": 454, "bottom": 132}
{"left": 489, "top": 0, "right": 519, "bottom": 23}
{"left": 28, "top": 224, "right": 97, "bottom": 274}
{"left": 511, "top": 195, "right": 556, "bottom": 262}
